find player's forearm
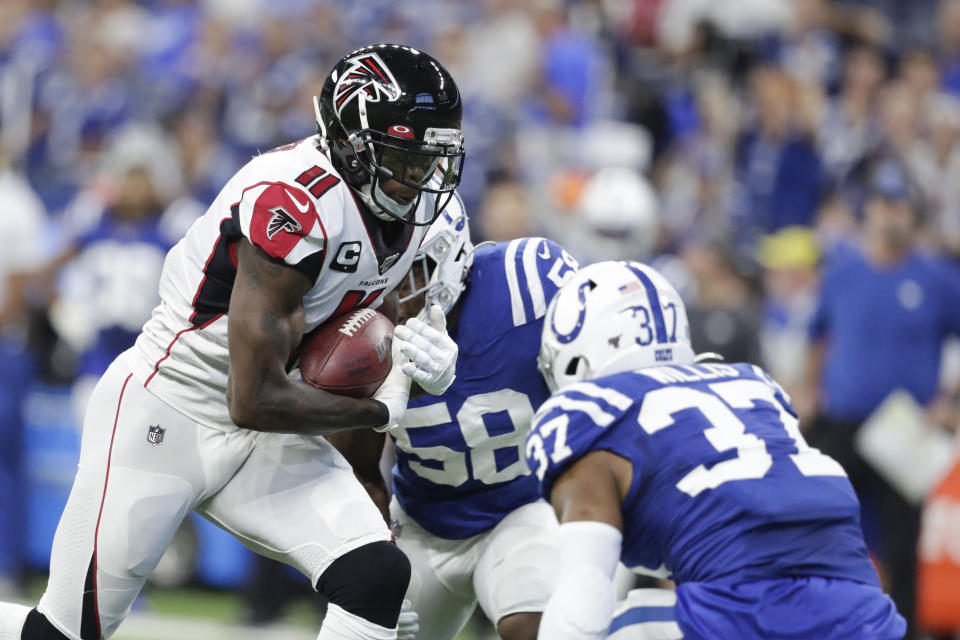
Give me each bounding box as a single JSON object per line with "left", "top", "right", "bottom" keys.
{"left": 227, "top": 375, "right": 388, "bottom": 434}
{"left": 537, "top": 520, "right": 623, "bottom": 640}
{"left": 227, "top": 248, "right": 391, "bottom": 432}
{"left": 225, "top": 305, "right": 388, "bottom": 432}
{"left": 538, "top": 567, "right": 615, "bottom": 640}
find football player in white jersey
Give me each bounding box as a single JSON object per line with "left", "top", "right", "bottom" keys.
{"left": 0, "top": 44, "right": 464, "bottom": 640}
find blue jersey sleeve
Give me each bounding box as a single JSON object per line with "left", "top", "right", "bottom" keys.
{"left": 496, "top": 237, "right": 578, "bottom": 329}
{"left": 526, "top": 378, "right": 638, "bottom": 499}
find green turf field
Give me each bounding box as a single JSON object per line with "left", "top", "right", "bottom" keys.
{"left": 22, "top": 577, "right": 490, "bottom": 640}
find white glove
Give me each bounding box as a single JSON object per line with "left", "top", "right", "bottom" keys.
{"left": 397, "top": 599, "right": 420, "bottom": 640}
{"left": 393, "top": 305, "right": 458, "bottom": 396}
{"left": 372, "top": 336, "right": 412, "bottom": 432}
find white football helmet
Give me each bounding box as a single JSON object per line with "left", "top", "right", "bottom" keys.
{"left": 577, "top": 167, "right": 659, "bottom": 261}
{"left": 398, "top": 193, "right": 473, "bottom": 315}
{"left": 539, "top": 261, "right": 695, "bottom": 392}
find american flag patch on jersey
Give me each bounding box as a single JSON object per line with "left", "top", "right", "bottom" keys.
{"left": 147, "top": 424, "right": 165, "bottom": 445}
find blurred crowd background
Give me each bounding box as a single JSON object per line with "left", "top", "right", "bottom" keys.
{"left": 3, "top": 0, "right": 960, "bottom": 638}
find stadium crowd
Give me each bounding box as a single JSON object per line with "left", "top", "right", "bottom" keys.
{"left": 1, "top": 0, "right": 960, "bottom": 638}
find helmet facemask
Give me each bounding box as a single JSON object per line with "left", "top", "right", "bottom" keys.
{"left": 397, "top": 201, "right": 473, "bottom": 318}
{"left": 351, "top": 122, "right": 465, "bottom": 225}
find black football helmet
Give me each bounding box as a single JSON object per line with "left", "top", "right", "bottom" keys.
{"left": 315, "top": 44, "right": 465, "bottom": 225}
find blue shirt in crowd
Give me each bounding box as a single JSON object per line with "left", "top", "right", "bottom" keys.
{"left": 809, "top": 248, "right": 960, "bottom": 422}
{"left": 735, "top": 131, "right": 823, "bottom": 236}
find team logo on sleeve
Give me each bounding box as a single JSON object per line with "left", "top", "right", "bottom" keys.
{"left": 247, "top": 184, "right": 318, "bottom": 261}
{"left": 266, "top": 206, "right": 303, "bottom": 240}
{"left": 333, "top": 53, "right": 401, "bottom": 117}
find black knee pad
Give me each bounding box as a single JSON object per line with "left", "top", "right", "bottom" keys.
{"left": 315, "top": 541, "right": 411, "bottom": 628}
{"left": 22, "top": 610, "right": 72, "bottom": 640}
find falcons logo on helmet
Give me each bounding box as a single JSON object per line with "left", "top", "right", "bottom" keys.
{"left": 333, "top": 53, "right": 401, "bottom": 117}
{"left": 266, "top": 206, "right": 302, "bottom": 240}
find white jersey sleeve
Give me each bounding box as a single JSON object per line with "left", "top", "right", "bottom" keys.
{"left": 234, "top": 176, "right": 330, "bottom": 281}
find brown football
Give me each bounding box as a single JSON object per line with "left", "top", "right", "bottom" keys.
{"left": 299, "top": 308, "right": 394, "bottom": 398}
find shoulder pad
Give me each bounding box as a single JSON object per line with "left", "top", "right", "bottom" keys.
{"left": 527, "top": 378, "right": 635, "bottom": 493}
{"left": 474, "top": 237, "right": 579, "bottom": 329}
{"left": 232, "top": 180, "right": 328, "bottom": 279}
{"left": 229, "top": 143, "right": 356, "bottom": 281}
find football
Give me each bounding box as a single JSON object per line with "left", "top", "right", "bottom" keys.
{"left": 298, "top": 308, "right": 394, "bottom": 398}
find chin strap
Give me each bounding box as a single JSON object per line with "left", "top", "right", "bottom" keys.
{"left": 357, "top": 91, "right": 371, "bottom": 130}
{"left": 357, "top": 181, "right": 412, "bottom": 222}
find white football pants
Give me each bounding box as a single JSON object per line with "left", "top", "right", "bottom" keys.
{"left": 390, "top": 497, "right": 559, "bottom": 640}
{"left": 34, "top": 353, "right": 392, "bottom": 639}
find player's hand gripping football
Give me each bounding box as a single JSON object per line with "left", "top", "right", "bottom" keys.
{"left": 372, "top": 335, "right": 413, "bottom": 432}
{"left": 394, "top": 305, "right": 458, "bottom": 395}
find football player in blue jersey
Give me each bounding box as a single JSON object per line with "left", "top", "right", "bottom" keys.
{"left": 525, "top": 261, "right": 906, "bottom": 640}
{"left": 375, "top": 202, "right": 579, "bottom": 640}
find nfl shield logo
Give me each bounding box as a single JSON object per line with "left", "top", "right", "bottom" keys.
{"left": 147, "top": 424, "right": 165, "bottom": 446}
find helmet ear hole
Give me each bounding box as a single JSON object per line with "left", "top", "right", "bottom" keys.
{"left": 564, "top": 357, "right": 582, "bottom": 377}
